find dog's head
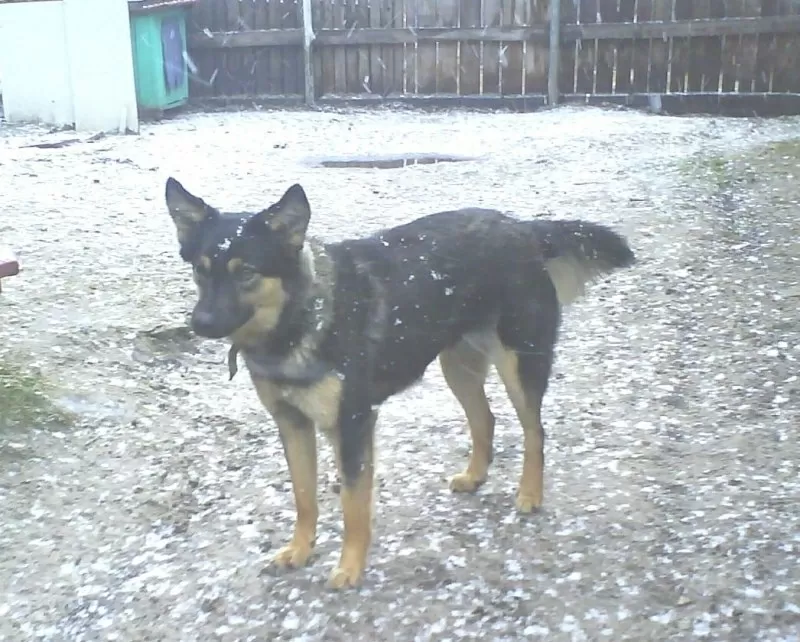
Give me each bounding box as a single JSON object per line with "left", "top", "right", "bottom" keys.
{"left": 165, "top": 177, "right": 311, "bottom": 344}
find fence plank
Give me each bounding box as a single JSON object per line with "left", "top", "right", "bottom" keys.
{"left": 594, "top": 0, "right": 616, "bottom": 93}
{"left": 772, "top": 0, "right": 800, "bottom": 91}
{"left": 499, "top": 0, "right": 523, "bottom": 94}
{"left": 612, "top": 0, "right": 635, "bottom": 94}
{"left": 389, "top": 0, "right": 407, "bottom": 94}
{"left": 647, "top": 0, "right": 670, "bottom": 93}
{"left": 402, "top": 0, "right": 415, "bottom": 92}
{"left": 250, "top": 0, "right": 269, "bottom": 95}
{"left": 574, "top": 0, "right": 597, "bottom": 94}
{"left": 669, "top": 0, "right": 691, "bottom": 93}
{"left": 687, "top": 0, "right": 711, "bottom": 91}
{"left": 356, "top": 0, "right": 372, "bottom": 93}
{"left": 343, "top": 0, "right": 359, "bottom": 93}
{"left": 283, "top": 0, "right": 300, "bottom": 94}
{"left": 737, "top": 0, "right": 763, "bottom": 92}
{"left": 414, "top": 0, "right": 437, "bottom": 93}
{"left": 222, "top": 0, "right": 244, "bottom": 95}
{"left": 459, "top": 0, "right": 482, "bottom": 94}
{"left": 525, "top": 0, "right": 549, "bottom": 94}
{"left": 719, "top": 0, "right": 740, "bottom": 91}
{"left": 559, "top": 0, "right": 578, "bottom": 94}
{"left": 378, "top": 0, "right": 393, "bottom": 94}
{"left": 332, "top": 0, "right": 347, "bottom": 93}
{"left": 311, "top": 0, "right": 323, "bottom": 94}
{"left": 480, "top": 0, "right": 499, "bottom": 94}
{"left": 239, "top": 0, "right": 256, "bottom": 95}
{"left": 188, "top": 0, "right": 215, "bottom": 96}
{"left": 630, "top": 0, "right": 652, "bottom": 92}
{"left": 754, "top": 0, "right": 778, "bottom": 92}
{"left": 319, "top": 0, "right": 335, "bottom": 95}
{"left": 368, "top": 0, "right": 386, "bottom": 94}
{"left": 437, "top": 0, "right": 459, "bottom": 93}
{"left": 265, "top": 0, "right": 283, "bottom": 93}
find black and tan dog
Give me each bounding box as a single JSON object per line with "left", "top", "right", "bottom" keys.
{"left": 165, "top": 178, "right": 635, "bottom": 589}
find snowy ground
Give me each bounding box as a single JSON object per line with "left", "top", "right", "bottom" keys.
{"left": 1, "top": 106, "right": 798, "bottom": 642}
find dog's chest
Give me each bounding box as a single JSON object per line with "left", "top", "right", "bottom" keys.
{"left": 249, "top": 371, "right": 342, "bottom": 432}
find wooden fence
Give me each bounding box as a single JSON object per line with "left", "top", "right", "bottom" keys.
{"left": 187, "top": 0, "right": 800, "bottom": 113}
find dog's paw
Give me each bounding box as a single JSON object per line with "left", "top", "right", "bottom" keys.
{"left": 327, "top": 563, "right": 364, "bottom": 590}
{"left": 515, "top": 493, "right": 543, "bottom": 514}
{"left": 449, "top": 471, "right": 486, "bottom": 493}
{"left": 270, "top": 542, "right": 314, "bottom": 570}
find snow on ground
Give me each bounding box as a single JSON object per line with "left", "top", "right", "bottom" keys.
{"left": 0, "top": 105, "right": 798, "bottom": 641}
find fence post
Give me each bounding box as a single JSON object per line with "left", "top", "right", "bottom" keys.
{"left": 300, "top": 0, "right": 316, "bottom": 107}
{"left": 547, "top": 0, "right": 561, "bottom": 106}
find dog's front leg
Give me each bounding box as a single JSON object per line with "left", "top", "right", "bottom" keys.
{"left": 327, "top": 406, "right": 377, "bottom": 590}
{"left": 271, "top": 406, "right": 319, "bottom": 570}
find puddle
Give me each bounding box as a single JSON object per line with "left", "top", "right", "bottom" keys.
{"left": 306, "top": 153, "right": 477, "bottom": 169}
{"left": 56, "top": 393, "right": 135, "bottom": 421}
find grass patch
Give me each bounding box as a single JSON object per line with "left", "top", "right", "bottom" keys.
{"left": 676, "top": 137, "right": 800, "bottom": 252}
{"left": 679, "top": 137, "right": 800, "bottom": 191}
{"left": 0, "top": 358, "right": 73, "bottom": 431}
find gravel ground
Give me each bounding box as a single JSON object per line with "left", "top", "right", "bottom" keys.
{"left": 1, "top": 106, "right": 799, "bottom": 642}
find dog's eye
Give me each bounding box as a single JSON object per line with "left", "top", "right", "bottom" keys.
{"left": 239, "top": 266, "right": 260, "bottom": 283}
{"left": 193, "top": 264, "right": 209, "bottom": 278}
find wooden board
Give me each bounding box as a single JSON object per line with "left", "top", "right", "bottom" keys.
{"left": 630, "top": 0, "right": 652, "bottom": 92}
{"left": 669, "top": 0, "right": 692, "bottom": 93}
{"left": 332, "top": 0, "right": 347, "bottom": 94}
{"left": 389, "top": 0, "right": 406, "bottom": 94}
{"left": 558, "top": 0, "right": 578, "bottom": 94}
{"left": 594, "top": 0, "right": 616, "bottom": 94}
{"left": 458, "top": 0, "right": 481, "bottom": 95}
{"left": 754, "top": 0, "right": 778, "bottom": 92}
{"left": 524, "top": 0, "right": 549, "bottom": 95}
{"left": 612, "top": 0, "right": 636, "bottom": 94}
{"left": 437, "top": 0, "right": 459, "bottom": 93}
{"left": 647, "top": 0, "right": 670, "bottom": 93}
{"left": 415, "top": 0, "right": 438, "bottom": 93}
{"left": 737, "top": 0, "right": 763, "bottom": 92}
{"left": 187, "top": 0, "right": 215, "bottom": 96}
{"left": 772, "top": 0, "right": 800, "bottom": 91}
{"left": 574, "top": 0, "right": 598, "bottom": 94}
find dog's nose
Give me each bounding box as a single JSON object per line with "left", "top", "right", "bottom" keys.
{"left": 191, "top": 309, "right": 220, "bottom": 337}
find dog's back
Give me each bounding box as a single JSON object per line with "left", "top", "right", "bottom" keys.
{"left": 326, "top": 208, "right": 634, "bottom": 405}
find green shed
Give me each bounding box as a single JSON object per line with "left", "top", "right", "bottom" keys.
{"left": 128, "top": 0, "right": 195, "bottom": 114}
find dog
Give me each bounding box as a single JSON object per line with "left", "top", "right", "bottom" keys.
{"left": 165, "top": 177, "right": 635, "bottom": 589}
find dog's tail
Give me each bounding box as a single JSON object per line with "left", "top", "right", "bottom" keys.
{"left": 530, "top": 220, "right": 636, "bottom": 306}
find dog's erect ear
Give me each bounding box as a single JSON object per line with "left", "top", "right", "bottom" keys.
{"left": 165, "top": 177, "right": 217, "bottom": 249}
{"left": 246, "top": 184, "right": 311, "bottom": 250}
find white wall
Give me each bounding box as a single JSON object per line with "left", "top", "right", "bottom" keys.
{"left": 0, "top": 1, "right": 75, "bottom": 126}
{"left": 63, "top": 0, "right": 138, "bottom": 133}
{"left": 0, "top": 0, "right": 138, "bottom": 134}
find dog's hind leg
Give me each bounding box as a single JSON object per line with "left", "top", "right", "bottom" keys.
{"left": 495, "top": 274, "right": 560, "bottom": 513}
{"left": 439, "top": 340, "right": 495, "bottom": 493}
{"left": 270, "top": 405, "right": 319, "bottom": 568}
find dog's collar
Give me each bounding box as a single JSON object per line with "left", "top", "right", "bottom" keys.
{"left": 227, "top": 343, "right": 330, "bottom": 386}
{"left": 227, "top": 344, "right": 241, "bottom": 380}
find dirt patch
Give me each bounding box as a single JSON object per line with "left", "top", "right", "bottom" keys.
{"left": 0, "top": 107, "right": 798, "bottom": 641}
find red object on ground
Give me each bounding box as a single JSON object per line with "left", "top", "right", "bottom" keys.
{"left": 0, "top": 246, "right": 20, "bottom": 292}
